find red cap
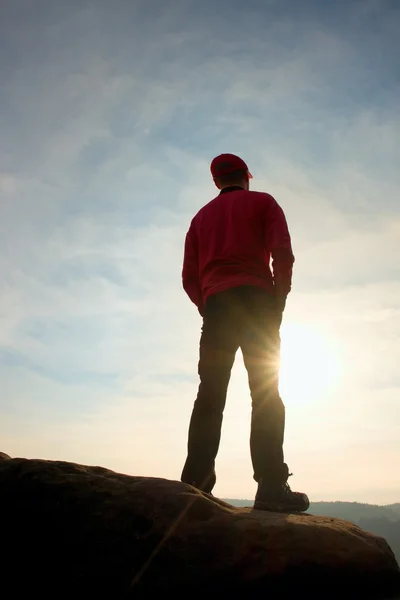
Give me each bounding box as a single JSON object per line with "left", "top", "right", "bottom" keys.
{"left": 210, "top": 153, "right": 253, "bottom": 180}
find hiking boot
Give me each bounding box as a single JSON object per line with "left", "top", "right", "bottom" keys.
{"left": 185, "top": 481, "right": 214, "bottom": 497}
{"left": 181, "top": 466, "right": 216, "bottom": 495}
{"left": 253, "top": 473, "right": 310, "bottom": 513}
{"left": 181, "top": 474, "right": 215, "bottom": 495}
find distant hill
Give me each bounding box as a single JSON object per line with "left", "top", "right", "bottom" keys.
{"left": 224, "top": 499, "right": 400, "bottom": 564}
{"left": 308, "top": 501, "right": 400, "bottom": 522}
{"left": 225, "top": 499, "right": 400, "bottom": 521}
{"left": 387, "top": 503, "right": 400, "bottom": 516}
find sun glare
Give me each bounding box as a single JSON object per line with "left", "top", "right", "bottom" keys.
{"left": 279, "top": 322, "right": 342, "bottom": 406}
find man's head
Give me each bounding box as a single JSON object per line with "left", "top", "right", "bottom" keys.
{"left": 210, "top": 153, "right": 252, "bottom": 191}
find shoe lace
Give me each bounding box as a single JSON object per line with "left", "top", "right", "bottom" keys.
{"left": 283, "top": 472, "right": 293, "bottom": 493}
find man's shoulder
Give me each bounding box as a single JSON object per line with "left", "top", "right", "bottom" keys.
{"left": 191, "top": 189, "right": 277, "bottom": 224}
{"left": 200, "top": 189, "right": 276, "bottom": 207}
{"left": 246, "top": 190, "right": 277, "bottom": 203}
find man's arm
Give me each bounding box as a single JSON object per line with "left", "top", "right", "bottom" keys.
{"left": 265, "top": 198, "right": 295, "bottom": 310}
{"left": 182, "top": 222, "right": 203, "bottom": 315}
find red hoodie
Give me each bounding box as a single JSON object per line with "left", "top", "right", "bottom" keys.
{"left": 182, "top": 186, "right": 294, "bottom": 315}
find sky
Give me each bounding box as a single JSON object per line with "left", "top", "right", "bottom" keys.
{"left": 0, "top": 0, "right": 399, "bottom": 504}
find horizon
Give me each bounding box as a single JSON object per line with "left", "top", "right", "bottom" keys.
{"left": 222, "top": 497, "right": 400, "bottom": 507}
{"left": 0, "top": 0, "right": 399, "bottom": 505}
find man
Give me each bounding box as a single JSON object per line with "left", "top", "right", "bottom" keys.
{"left": 180, "top": 153, "right": 309, "bottom": 512}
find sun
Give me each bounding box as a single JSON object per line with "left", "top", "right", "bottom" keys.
{"left": 278, "top": 322, "right": 342, "bottom": 406}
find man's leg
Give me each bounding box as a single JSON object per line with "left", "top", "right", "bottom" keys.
{"left": 181, "top": 292, "right": 239, "bottom": 493}
{"left": 240, "top": 290, "right": 286, "bottom": 485}
{"left": 240, "top": 288, "right": 309, "bottom": 511}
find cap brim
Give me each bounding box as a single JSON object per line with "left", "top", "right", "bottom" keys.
{"left": 248, "top": 171, "right": 253, "bottom": 179}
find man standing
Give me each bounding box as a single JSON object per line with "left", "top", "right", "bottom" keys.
{"left": 180, "top": 153, "right": 309, "bottom": 512}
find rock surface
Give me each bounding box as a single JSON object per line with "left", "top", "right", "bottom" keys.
{"left": 0, "top": 453, "right": 399, "bottom": 599}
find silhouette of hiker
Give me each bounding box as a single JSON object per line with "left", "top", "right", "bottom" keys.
{"left": 180, "top": 154, "right": 309, "bottom": 512}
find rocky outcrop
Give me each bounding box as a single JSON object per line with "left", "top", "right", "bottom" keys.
{"left": 0, "top": 454, "right": 399, "bottom": 599}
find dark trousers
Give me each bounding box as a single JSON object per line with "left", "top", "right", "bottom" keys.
{"left": 181, "top": 286, "right": 286, "bottom": 493}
